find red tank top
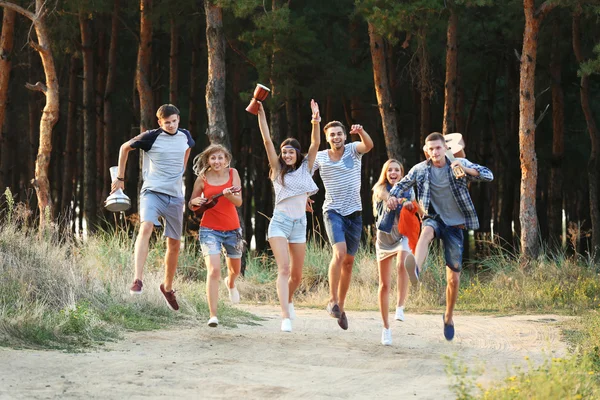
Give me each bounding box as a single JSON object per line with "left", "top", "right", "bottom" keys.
{"left": 200, "top": 169, "right": 240, "bottom": 231}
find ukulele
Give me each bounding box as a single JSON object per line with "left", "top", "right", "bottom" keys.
{"left": 193, "top": 186, "right": 241, "bottom": 217}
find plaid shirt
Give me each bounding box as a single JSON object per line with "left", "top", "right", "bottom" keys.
{"left": 390, "top": 158, "right": 493, "bottom": 230}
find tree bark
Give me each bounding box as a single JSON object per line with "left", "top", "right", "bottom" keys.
{"left": 443, "top": 4, "right": 458, "bottom": 135}
{"left": 0, "top": 0, "right": 60, "bottom": 227}
{"left": 368, "top": 22, "right": 402, "bottom": 160}
{"left": 573, "top": 8, "right": 600, "bottom": 255}
{"left": 204, "top": 0, "right": 229, "bottom": 148}
{"left": 137, "top": 0, "right": 153, "bottom": 133}
{"left": 169, "top": 17, "right": 179, "bottom": 105}
{"left": 95, "top": 20, "right": 106, "bottom": 206}
{"left": 60, "top": 55, "right": 78, "bottom": 214}
{"left": 80, "top": 11, "right": 97, "bottom": 231}
{"left": 418, "top": 28, "right": 431, "bottom": 152}
{"left": 0, "top": 8, "right": 15, "bottom": 136}
{"left": 548, "top": 17, "right": 564, "bottom": 246}
{"left": 103, "top": 0, "right": 120, "bottom": 201}
{"left": 518, "top": 0, "right": 556, "bottom": 261}
{"left": 0, "top": 8, "right": 15, "bottom": 192}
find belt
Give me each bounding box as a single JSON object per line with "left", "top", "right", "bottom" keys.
{"left": 346, "top": 210, "right": 362, "bottom": 219}
{"left": 451, "top": 224, "right": 466, "bottom": 230}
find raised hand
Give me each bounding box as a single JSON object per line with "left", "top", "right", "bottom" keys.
{"left": 349, "top": 124, "right": 364, "bottom": 135}
{"left": 311, "top": 99, "right": 320, "bottom": 122}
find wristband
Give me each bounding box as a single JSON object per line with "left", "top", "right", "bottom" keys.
{"left": 117, "top": 177, "right": 124, "bottom": 181}
{"left": 311, "top": 117, "right": 321, "bottom": 124}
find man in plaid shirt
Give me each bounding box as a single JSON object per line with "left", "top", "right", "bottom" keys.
{"left": 387, "top": 132, "right": 493, "bottom": 341}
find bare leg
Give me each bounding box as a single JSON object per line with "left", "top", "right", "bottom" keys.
{"left": 163, "top": 237, "right": 180, "bottom": 291}
{"left": 205, "top": 254, "right": 222, "bottom": 318}
{"left": 415, "top": 226, "right": 435, "bottom": 269}
{"left": 396, "top": 250, "right": 410, "bottom": 307}
{"left": 337, "top": 254, "right": 355, "bottom": 312}
{"left": 328, "top": 242, "right": 347, "bottom": 305}
{"left": 225, "top": 256, "right": 241, "bottom": 288}
{"left": 445, "top": 268, "right": 460, "bottom": 325}
{"left": 269, "top": 237, "right": 291, "bottom": 319}
{"left": 133, "top": 221, "right": 154, "bottom": 281}
{"left": 378, "top": 256, "right": 393, "bottom": 329}
{"left": 288, "top": 242, "right": 306, "bottom": 303}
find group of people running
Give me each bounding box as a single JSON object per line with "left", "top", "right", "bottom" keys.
{"left": 110, "top": 100, "right": 493, "bottom": 346}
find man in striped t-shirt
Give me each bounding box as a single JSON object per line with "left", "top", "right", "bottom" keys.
{"left": 313, "top": 121, "right": 373, "bottom": 330}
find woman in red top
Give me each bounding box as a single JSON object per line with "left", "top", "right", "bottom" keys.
{"left": 189, "top": 144, "right": 243, "bottom": 328}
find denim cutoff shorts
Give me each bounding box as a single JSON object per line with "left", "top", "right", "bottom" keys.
{"left": 199, "top": 227, "right": 243, "bottom": 258}
{"left": 323, "top": 210, "right": 362, "bottom": 256}
{"left": 268, "top": 211, "right": 307, "bottom": 243}
{"left": 422, "top": 215, "right": 464, "bottom": 272}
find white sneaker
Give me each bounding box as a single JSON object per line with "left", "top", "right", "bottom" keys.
{"left": 395, "top": 306, "right": 405, "bottom": 321}
{"left": 288, "top": 303, "right": 296, "bottom": 320}
{"left": 381, "top": 328, "right": 392, "bottom": 346}
{"left": 281, "top": 318, "right": 292, "bottom": 332}
{"left": 224, "top": 276, "right": 240, "bottom": 304}
{"left": 207, "top": 316, "right": 219, "bottom": 327}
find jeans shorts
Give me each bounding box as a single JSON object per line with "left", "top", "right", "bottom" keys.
{"left": 323, "top": 210, "right": 362, "bottom": 256}
{"left": 268, "top": 211, "right": 307, "bottom": 243}
{"left": 422, "top": 215, "right": 464, "bottom": 272}
{"left": 199, "top": 227, "right": 243, "bottom": 259}
{"left": 139, "top": 190, "right": 184, "bottom": 240}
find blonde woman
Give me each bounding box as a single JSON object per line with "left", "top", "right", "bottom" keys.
{"left": 372, "top": 159, "right": 415, "bottom": 345}
{"left": 189, "top": 144, "right": 243, "bottom": 328}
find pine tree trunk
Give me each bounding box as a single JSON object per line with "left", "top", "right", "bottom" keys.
{"left": 368, "top": 22, "right": 402, "bottom": 160}
{"left": 103, "top": 0, "right": 120, "bottom": 200}
{"left": 80, "top": 11, "right": 97, "bottom": 231}
{"left": 418, "top": 28, "right": 431, "bottom": 149}
{"left": 518, "top": 0, "right": 556, "bottom": 261}
{"left": 205, "top": 0, "right": 229, "bottom": 148}
{"left": 548, "top": 18, "right": 564, "bottom": 247}
{"left": 60, "top": 55, "right": 78, "bottom": 214}
{"left": 169, "top": 17, "right": 178, "bottom": 105}
{"left": 0, "top": 8, "right": 15, "bottom": 192}
{"left": 443, "top": 5, "right": 458, "bottom": 135}
{"left": 95, "top": 21, "right": 106, "bottom": 206}
{"left": 573, "top": 9, "right": 600, "bottom": 255}
{"left": 137, "top": 0, "right": 153, "bottom": 133}
{"left": 0, "top": 8, "right": 15, "bottom": 139}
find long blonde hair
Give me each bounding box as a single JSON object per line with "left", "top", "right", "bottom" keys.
{"left": 192, "top": 144, "right": 232, "bottom": 179}
{"left": 371, "top": 159, "right": 404, "bottom": 216}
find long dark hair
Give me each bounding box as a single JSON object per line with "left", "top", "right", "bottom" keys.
{"left": 272, "top": 138, "right": 304, "bottom": 186}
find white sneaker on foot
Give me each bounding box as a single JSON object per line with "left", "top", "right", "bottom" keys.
{"left": 224, "top": 276, "right": 240, "bottom": 304}
{"left": 288, "top": 303, "right": 296, "bottom": 320}
{"left": 395, "top": 306, "right": 405, "bottom": 321}
{"left": 207, "top": 316, "right": 219, "bottom": 327}
{"left": 281, "top": 318, "right": 292, "bottom": 332}
{"left": 381, "top": 328, "right": 392, "bottom": 346}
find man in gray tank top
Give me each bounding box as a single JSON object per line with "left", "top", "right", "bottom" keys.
{"left": 388, "top": 132, "right": 493, "bottom": 341}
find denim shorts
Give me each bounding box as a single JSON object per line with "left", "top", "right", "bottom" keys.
{"left": 199, "top": 227, "right": 243, "bottom": 259}
{"left": 268, "top": 211, "right": 307, "bottom": 243}
{"left": 139, "top": 190, "right": 184, "bottom": 240}
{"left": 323, "top": 210, "right": 362, "bottom": 256}
{"left": 422, "top": 215, "right": 464, "bottom": 272}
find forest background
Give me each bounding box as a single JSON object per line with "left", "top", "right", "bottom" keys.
{"left": 0, "top": 0, "right": 600, "bottom": 263}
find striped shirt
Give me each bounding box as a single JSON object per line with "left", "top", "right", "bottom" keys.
{"left": 313, "top": 142, "right": 363, "bottom": 216}
{"left": 389, "top": 158, "right": 493, "bottom": 230}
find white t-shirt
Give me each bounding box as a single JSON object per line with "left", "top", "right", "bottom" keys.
{"left": 313, "top": 142, "right": 363, "bottom": 216}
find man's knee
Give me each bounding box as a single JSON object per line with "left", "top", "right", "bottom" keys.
{"left": 420, "top": 226, "right": 435, "bottom": 243}
{"left": 447, "top": 271, "right": 460, "bottom": 287}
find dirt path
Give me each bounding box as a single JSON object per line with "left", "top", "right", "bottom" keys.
{"left": 0, "top": 306, "right": 568, "bottom": 399}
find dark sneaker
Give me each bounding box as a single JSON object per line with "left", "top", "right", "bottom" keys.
{"left": 337, "top": 312, "right": 348, "bottom": 330}
{"left": 130, "top": 279, "right": 143, "bottom": 295}
{"left": 160, "top": 283, "right": 179, "bottom": 311}
{"left": 443, "top": 313, "right": 454, "bottom": 341}
{"left": 405, "top": 254, "right": 420, "bottom": 285}
{"left": 326, "top": 302, "right": 341, "bottom": 319}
